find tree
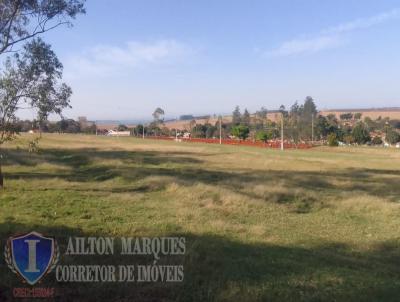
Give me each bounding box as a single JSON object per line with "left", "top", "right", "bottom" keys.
{"left": 135, "top": 124, "right": 145, "bottom": 136}
{"left": 279, "top": 104, "right": 288, "bottom": 118}
{"left": 340, "top": 113, "right": 353, "bottom": 120}
{"left": 205, "top": 124, "right": 217, "bottom": 138}
{"left": 231, "top": 125, "right": 249, "bottom": 140}
{"left": 354, "top": 112, "right": 362, "bottom": 120}
{"left": 152, "top": 107, "right": 165, "bottom": 124}
{"left": 303, "top": 96, "right": 317, "bottom": 117}
{"left": 232, "top": 106, "right": 241, "bottom": 125}
{"left": 242, "top": 108, "right": 251, "bottom": 126}
{"left": 255, "top": 106, "right": 267, "bottom": 129}
{"left": 179, "top": 114, "right": 194, "bottom": 121}
{"left": 385, "top": 129, "right": 400, "bottom": 145}
{"left": 0, "top": 0, "right": 85, "bottom": 55}
{"left": 191, "top": 124, "right": 207, "bottom": 138}
{"left": 300, "top": 96, "right": 317, "bottom": 140}
{"left": 1, "top": 39, "right": 72, "bottom": 141}
{"left": 0, "top": 39, "right": 72, "bottom": 188}
{"left": 285, "top": 97, "right": 318, "bottom": 143}
{"left": 151, "top": 107, "right": 164, "bottom": 136}
{"left": 351, "top": 122, "right": 371, "bottom": 144}
{"left": 389, "top": 119, "right": 400, "bottom": 129}
{"left": 117, "top": 124, "right": 128, "bottom": 131}
{"left": 0, "top": 0, "right": 85, "bottom": 188}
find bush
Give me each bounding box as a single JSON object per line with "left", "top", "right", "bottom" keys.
{"left": 327, "top": 133, "right": 338, "bottom": 146}
{"left": 385, "top": 129, "right": 400, "bottom": 145}
{"left": 231, "top": 125, "right": 250, "bottom": 140}
{"left": 255, "top": 131, "right": 269, "bottom": 142}
{"left": 371, "top": 136, "right": 383, "bottom": 145}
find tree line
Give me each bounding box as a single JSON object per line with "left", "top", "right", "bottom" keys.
{"left": 130, "top": 98, "right": 400, "bottom": 147}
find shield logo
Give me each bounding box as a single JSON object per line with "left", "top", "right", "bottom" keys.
{"left": 10, "top": 231, "right": 55, "bottom": 285}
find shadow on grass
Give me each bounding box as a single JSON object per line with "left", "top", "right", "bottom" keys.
{"left": 0, "top": 221, "right": 400, "bottom": 301}
{"left": 3, "top": 147, "right": 400, "bottom": 211}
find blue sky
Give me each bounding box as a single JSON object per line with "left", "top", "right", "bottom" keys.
{"left": 38, "top": 0, "right": 400, "bottom": 120}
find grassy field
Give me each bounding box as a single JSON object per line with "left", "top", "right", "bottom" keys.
{"left": 1, "top": 133, "right": 400, "bottom": 301}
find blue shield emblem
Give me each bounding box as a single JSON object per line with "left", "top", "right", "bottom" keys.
{"left": 10, "top": 232, "right": 54, "bottom": 285}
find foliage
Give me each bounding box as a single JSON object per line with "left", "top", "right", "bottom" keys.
{"left": 117, "top": 124, "right": 128, "bottom": 131}
{"left": 385, "top": 129, "right": 400, "bottom": 145}
{"left": 179, "top": 115, "right": 194, "bottom": 120}
{"left": 351, "top": 122, "right": 371, "bottom": 144}
{"left": 389, "top": 119, "right": 400, "bottom": 129}
{"left": 285, "top": 96, "right": 318, "bottom": 143}
{"left": 0, "top": 0, "right": 85, "bottom": 55}
{"left": 371, "top": 136, "right": 383, "bottom": 145}
{"left": 56, "top": 119, "right": 80, "bottom": 133}
{"left": 134, "top": 124, "right": 145, "bottom": 136}
{"left": 340, "top": 113, "right": 353, "bottom": 120}
{"left": 231, "top": 125, "right": 249, "bottom": 140}
{"left": 232, "top": 106, "right": 241, "bottom": 125}
{"left": 242, "top": 108, "right": 251, "bottom": 126}
{"left": 255, "top": 107, "right": 267, "bottom": 129}
{"left": 0, "top": 39, "right": 72, "bottom": 144}
{"left": 327, "top": 133, "right": 339, "bottom": 146}
{"left": 255, "top": 131, "right": 269, "bottom": 142}
{"left": 152, "top": 107, "right": 165, "bottom": 124}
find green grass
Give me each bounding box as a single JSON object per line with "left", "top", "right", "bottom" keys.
{"left": 1, "top": 133, "right": 400, "bottom": 301}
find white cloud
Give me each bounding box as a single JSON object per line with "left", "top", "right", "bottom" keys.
{"left": 266, "top": 8, "right": 400, "bottom": 57}
{"left": 322, "top": 8, "right": 400, "bottom": 35}
{"left": 266, "top": 35, "right": 342, "bottom": 57}
{"left": 65, "top": 39, "right": 193, "bottom": 79}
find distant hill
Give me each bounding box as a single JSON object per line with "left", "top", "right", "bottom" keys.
{"left": 319, "top": 107, "right": 400, "bottom": 121}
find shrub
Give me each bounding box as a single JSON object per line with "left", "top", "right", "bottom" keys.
{"left": 327, "top": 133, "right": 338, "bottom": 146}
{"left": 385, "top": 129, "right": 400, "bottom": 145}
{"left": 231, "top": 125, "right": 250, "bottom": 140}
{"left": 371, "top": 136, "right": 383, "bottom": 145}
{"left": 343, "top": 135, "right": 354, "bottom": 145}
{"left": 255, "top": 131, "right": 269, "bottom": 142}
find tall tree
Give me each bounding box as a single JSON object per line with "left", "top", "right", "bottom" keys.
{"left": 0, "top": 0, "right": 85, "bottom": 55}
{"left": 152, "top": 107, "right": 165, "bottom": 124}
{"left": 242, "top": 108, "right": 251, "bottom": 126}
{"left": 232, "top": 105, "right": 241, "bottom": 125}
{"left": 150, "top": 107, "right": 165, "bottom": 136}
{"left": 0, "top": 0, "right": 85, "bottom": 188}
{"left": 0, "top": 39, "right": 72, "bottom": 186}
{"left": 303, "top": 96, "right": 317, "bottom": 118}
{"left": 352, "top": 122, "right": 371, "bottom": 144}
{"left": 255, "top": 106, "right": 267, "bottom": 129}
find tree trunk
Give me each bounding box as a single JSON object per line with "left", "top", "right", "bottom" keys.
{"left": 0, "top": 157, "right": 3, "bottom": 189}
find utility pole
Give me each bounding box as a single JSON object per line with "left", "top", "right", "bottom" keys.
{"left": 219, "top": 115, "right": 222, "bottom": 145}
{"left": 311, "top": 114, "right": 314, "bottom": 144}
{"left": 281, "top": 112, "right": 284, "bottom": 151}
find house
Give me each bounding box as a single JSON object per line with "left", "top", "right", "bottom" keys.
{"left": 106, "top": 130, "right": 130, "bottom": 137}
